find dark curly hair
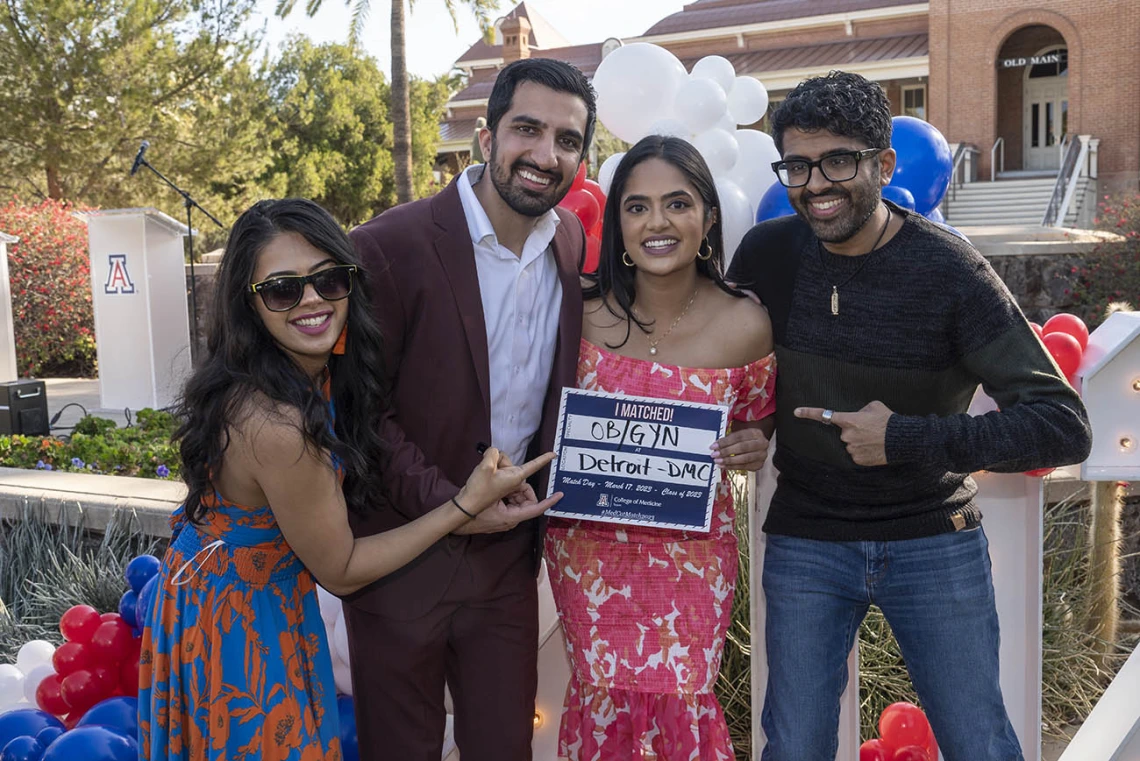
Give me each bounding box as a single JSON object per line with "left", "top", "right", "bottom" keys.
{"left": 486, "top": 57, "right": 598, "bottom": 159}
{"left": 771, "top": 70, "right": 893, "bottom": 155}
{"left": 585, "top": 135, "right": 742, "bottom": 349}
{"left": 175, "top": 198, "right": 389, "bottom": 524}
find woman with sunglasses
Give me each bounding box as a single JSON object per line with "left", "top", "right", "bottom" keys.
{"left": 139, "top": 198, "right": 559, "bottom": 760}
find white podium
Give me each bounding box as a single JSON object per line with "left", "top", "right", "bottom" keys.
{"left": 0, "top": 231, "right": 18, "bottom": 381}
{"left": 81, "top": 209, "right": 191, "bottom": 411}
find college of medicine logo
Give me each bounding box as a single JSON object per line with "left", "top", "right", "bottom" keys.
{"left": 104, "top": 254, "right": 136, "bottom": 294}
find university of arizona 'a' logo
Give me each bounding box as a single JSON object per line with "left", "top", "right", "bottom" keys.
{"left": 104, "top": 254, "right": 135, "bottom": 294}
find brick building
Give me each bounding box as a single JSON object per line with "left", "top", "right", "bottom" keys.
{"left": 439, "top": 0, "right": 1140, "bottom": 196}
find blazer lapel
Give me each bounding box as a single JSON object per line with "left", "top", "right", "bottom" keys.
{"left": 431, "top": 179, "right": 491, "bottom": 418}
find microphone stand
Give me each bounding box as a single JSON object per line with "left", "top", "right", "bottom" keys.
{"left": 133, "top": 155, "right": 224, "bottom": 363}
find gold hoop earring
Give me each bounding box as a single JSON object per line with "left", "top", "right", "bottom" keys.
{"left": 697, "top": 238, "right": 713, "bottom": 261}
{"left": 622, "top": 251, "right": 635, "bottom": 267}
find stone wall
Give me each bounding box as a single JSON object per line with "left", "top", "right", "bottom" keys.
{"left": 984, "top": 252, "right": 1084, "bottom": 323}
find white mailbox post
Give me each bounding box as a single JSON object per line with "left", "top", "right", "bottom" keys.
{"left": 81, "top": 208, "right": 191, "bottom": 411}
{"left": 0, "top": 231, "right": 18, "bottom": 381}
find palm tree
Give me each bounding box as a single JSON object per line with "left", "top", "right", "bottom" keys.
{"left": 279, "top": 0, "right": 499, "bottom": 204}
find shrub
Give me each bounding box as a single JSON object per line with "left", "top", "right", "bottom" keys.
{"left": 1068, "top": 194, "right": 1140, "bottom": 326}
{"left": 0, "top": 198, "right": 96, "bottom": 377}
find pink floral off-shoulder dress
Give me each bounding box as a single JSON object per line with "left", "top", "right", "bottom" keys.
{"left": 544, "top": 337, "right": 776, "bottom": 761}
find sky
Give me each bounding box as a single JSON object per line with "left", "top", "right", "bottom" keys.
{"left": 256, "top": 0, "right": 687, "bottom": 79}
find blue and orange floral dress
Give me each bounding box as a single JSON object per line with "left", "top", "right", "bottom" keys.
{"left": 138, "top": 486, "right": 343, "bottom": 761}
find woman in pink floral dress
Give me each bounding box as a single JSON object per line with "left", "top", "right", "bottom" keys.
{"left": 545, "top": 135, "right": 776, "bottom": 760}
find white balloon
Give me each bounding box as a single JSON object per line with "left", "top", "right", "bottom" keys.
{"left": 316, "top": 585, "right": 340, "bottom": 629}
{"left": 593, "top": 43, "right": 688, "bottom": 144}
{"left": 15, "top": 641, "right": 55, "bottom": 676}
{"left": 716, "top": 112, "right": 737, "bottom": 133}
{"left": 715, "top": 179, "right": 755, "bottom": 267}
{"left": 0, "top": 699, "right": 28, "bottom": 715}
{"left": 674, "top": 78, "right": 728, "bottom": 135}
{"left": 693, "top": 129, "right": 740, "bottom": 176}
{"left": 331, "top": 611, "right": 351, "bottom": 668}
{"left": 729, "top": 129, "right": 780, "bottom": 208}
{"left": 727, "top": 76, "right": 770, "bottom": 126}
{"left": 646, "top": 118, "right": 691, "bottom": 140}
{"left": 21, "top": 663, "right": 55, "bottom": 705}
{"left": 690, "top": 56, "right": 737, "bottom": 94}
{"left": 332, "top": 657, "right": 353, "bottom": 696}
{"left": 598, "top": 152, "right": 626, "bottom": 197}
{"left": 0, "top": 664, "right": 25, "bottom": 707}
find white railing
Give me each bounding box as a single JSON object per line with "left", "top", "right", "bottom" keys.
{"left": 991, "top": 137, "right": 1005, "bottom": 182}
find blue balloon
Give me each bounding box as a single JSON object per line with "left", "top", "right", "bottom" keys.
{"left": 31, "top": 729, "right": 60, "bottom": 749}
{"left": 925, "top": 206, "right": 945, "bottom": 224}
{"left": 124, "top": 555, "right": 160, "bottom": 595}
{"left": 136, "top": 574, "right": 159, "bottom": 630}
{"left": 117, "top": 590, "right": 138, "bottom": 629}
{"left": 40, "top": 728, "right": 136, "bottom": 761}
{"left": 755, "top": 182, "right": 796, "bottom": 223}
{"left": 0, "top": 737, "right": 44, "bottom": 761}
{"left": 337, "top": 695, "right": 358, "bottom": 761}
{"left": 881, "top": 184, "right": 916, "bottom": 212}
{"left": 76, "top": 697, "right": 139, "bottom": 741}
{"left": 0, "top": 712, "right": 64, "bottom": 751}
{"left": 889, "top": 116, "right": 953, "bottom": 216}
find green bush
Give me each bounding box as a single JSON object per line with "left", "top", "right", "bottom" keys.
{"left": 0, "top": 198, "right": 97, "bottom": 377}
{"left": 1067, "top": 193, "right": 1140, "bottom": 325}
{"left": 0, "top": 410, "right": 179, "bottom": 479}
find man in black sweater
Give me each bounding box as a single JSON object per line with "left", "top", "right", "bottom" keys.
{"left": 727, "top": 71, "right": 1091, "bottom": 761}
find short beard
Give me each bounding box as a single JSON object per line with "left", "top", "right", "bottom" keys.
{"left": 794, "top": 167, "right": 882, "bottom": 244}
{"left": 487, "top": 139, "right": 571, "bottom": 218}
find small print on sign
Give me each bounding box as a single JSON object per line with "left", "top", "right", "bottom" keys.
{"left": 545, "top": 388, "right": 727, "bottom": 532}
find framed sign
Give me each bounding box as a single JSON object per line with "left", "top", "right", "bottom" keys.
{"left": 544, "top": 388, "right": 728, "bottom": 531}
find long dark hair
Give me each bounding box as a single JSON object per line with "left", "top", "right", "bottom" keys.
{"left": 175, "top": 198, "right": 389, "bottom": 523}
{"left": 585, "top": 135, "right": 741, "bottom": 348}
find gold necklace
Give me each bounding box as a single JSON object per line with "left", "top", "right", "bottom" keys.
{"left": 638, "top": 289, "right": 699, "bottom": 357}
{"left": 818, "top": 206, "right": 891, "bottom": 316}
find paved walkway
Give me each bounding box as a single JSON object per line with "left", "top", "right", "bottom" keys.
{"left": 44, "top": 377, "right": 131, "bottom": 429}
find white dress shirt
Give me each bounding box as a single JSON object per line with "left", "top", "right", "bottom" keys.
{"left": 457, "top": 165, "right": 563, "bottom": 466}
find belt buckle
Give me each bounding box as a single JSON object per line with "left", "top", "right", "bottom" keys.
{"left": 951, "top": 512, "right": 967, "bottom": 531}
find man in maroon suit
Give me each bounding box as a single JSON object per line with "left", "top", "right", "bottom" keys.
{"left": 345, "top": 58, "right": 596, "bottom": 761}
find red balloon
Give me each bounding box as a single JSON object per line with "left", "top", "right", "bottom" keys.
{"left": 924, "top": 727, "right": 939, "bottom": 760}
{"left": 99, "top": 612, "right": 120, "bottom": 622}
{"left": 584, "top": 234, "right": 601, "bottom": 274}
{"left": 1029, "top": 322, "right": 1044, "bottom": 339}
{"left": 571, "top": 161, "right": 587, "bottom": 192}
{"left": 62, "top": 712, "right": 79, "bottom": 730}
{"left": 1041, "top": 332, "right": 1083, "bottom": 378}
{"left": 35, "top": 673, "right": 69, "bottom": 716}
{"left": 879, "top": 702, "right": 931, "bottom": 752}
{"left": 892, "top": 746, "right": 931, "bottom": 761}
{"left": 60, "top": 669, "right": 107, "bottom": 714}
{"left": 91, "top": 665, "right": 117, "bottom": 693}
{"left": 558, "top": 189, "right": 601, "bottom": 233}
{"left": 1025, "top": 467, "right": 1056, "bottom": 477}
{"left": 88, "top": 618, "right": 135, "bottom": 664}
{"left": 1043, "top": 313, "right": 1089, "bottom": 351}
{"left": 59, "top": 605, "right": 101, "bottom": 644}
{"left": 860, "top": 739, "right": 892, "bottom": 761}
{"left": 582, "top": 178, "right": 607, "bottom": 212}
{"left": 52, "top": 641, "right": 94, "bottom": 677}
{"left": 119, "top": 653, "right": 141, "bottom": 698}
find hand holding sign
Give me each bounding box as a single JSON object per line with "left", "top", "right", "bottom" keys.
{"left": 795, "top": 401, "right": 894, "bottom": 466}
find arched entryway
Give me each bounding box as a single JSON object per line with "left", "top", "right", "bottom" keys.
{"left": 996, "top": 25, "right": 1068, "bottom": 174}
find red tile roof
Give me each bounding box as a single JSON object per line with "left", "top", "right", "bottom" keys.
{"left": 450, "top": 45, "right": 606, "bottom": 101}
{"left": 693, "top": 32, "right": 928, "bottom": 74}
{"left": 643, "top": 0, "right": 924, "bottom": 36}
{"left": 456, "top": 1, "right": 571, "bottom": 63}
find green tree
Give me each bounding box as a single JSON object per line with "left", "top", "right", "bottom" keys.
{"left": 261, "top": 37, "right": 453, "bottom": 226}
{"left": 0, "top": 0, "right": 273, "bottom": 226}
{"left": 277, "top": 0, "right": 498, "bottom": 205}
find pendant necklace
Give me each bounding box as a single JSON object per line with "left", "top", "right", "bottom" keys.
{"left": 818, "top": 206, "right": 892, "bottom": 316}
{"left": 639, "top": 288, "right": 699, "bottom": 357}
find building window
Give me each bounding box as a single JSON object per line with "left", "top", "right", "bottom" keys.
{"left": 902, "top": 85, "right": 926, "bottom": 121}
{"left": 1029, "top": 48, "right": 1068, "bottom": 79}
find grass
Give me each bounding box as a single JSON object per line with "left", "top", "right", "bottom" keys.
{"left": 0, "top": 502, "right": 164, "bottom": 662}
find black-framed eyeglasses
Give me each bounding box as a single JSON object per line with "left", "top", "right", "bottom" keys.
{"left": 771, "top": 148, "right": 884, "bottom": 188}
{"left": 249, "top": 265, "right": 358, "bottom": 312}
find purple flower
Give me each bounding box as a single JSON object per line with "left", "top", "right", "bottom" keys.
{"left": 156, "top": 464, "right": 170, "bottom": 478}
{"left": 71, "top": 457, "right": 85, "bottom": 468}
{"left": 35, "top": 460, "right": 45, "bottom": 469}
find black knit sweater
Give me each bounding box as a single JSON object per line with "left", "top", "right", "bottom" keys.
{"left": 727, "top": 205, "right": 1092, "bottom": 541}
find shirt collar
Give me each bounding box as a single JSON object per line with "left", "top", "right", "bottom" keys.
{"left": 457, "top": 165, "right": 561, "bottom": 256}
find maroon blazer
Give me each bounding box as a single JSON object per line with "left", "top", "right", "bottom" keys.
{"left": 345, "top": 175, "right": 585, "bottom": 620}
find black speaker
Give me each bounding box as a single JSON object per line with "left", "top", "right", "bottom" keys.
{"left": 0, "top": 380, "right": 49, "bottom": 436}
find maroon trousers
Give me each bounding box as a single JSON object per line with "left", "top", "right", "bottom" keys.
{"left": 344, "top": 542, "right": 539, "bottom": 761}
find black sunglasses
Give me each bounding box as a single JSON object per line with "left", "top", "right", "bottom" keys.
{"left": 772, "top": 148, "right": 884, "bottom": 188}
{"left": 249, "top": 265, "right": 358, "bottom": 312}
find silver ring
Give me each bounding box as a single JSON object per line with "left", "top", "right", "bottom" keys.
{"left": 821, "top": 409, "right": 834, "bottom": 425}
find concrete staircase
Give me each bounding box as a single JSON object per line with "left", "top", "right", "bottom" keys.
{"left": 943, "top": 176, "right": 1088, "bottom": 227}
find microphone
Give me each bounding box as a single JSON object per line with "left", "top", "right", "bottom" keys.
{"left": 130, "top": 141, "right": 150, "bottom": 176}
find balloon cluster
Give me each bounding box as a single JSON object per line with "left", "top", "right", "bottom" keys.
{"left": 0, "top": 699, "right": 139, "bottom": 761}
{"left": 591, "top": 44, "right": 780, "bottom": 261}
{"left": 860, "top": 702, "right": 938, "bottom": 761}
{"left": 1023, "top": 312, "right": 1090, "bottom": 478}
{"left": 557, "top": 164, "right": 607, "bottom": 273}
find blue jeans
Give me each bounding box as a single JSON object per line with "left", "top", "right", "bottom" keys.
{"left": 760, "top": 528, "right": 1024, "bottom": 761}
